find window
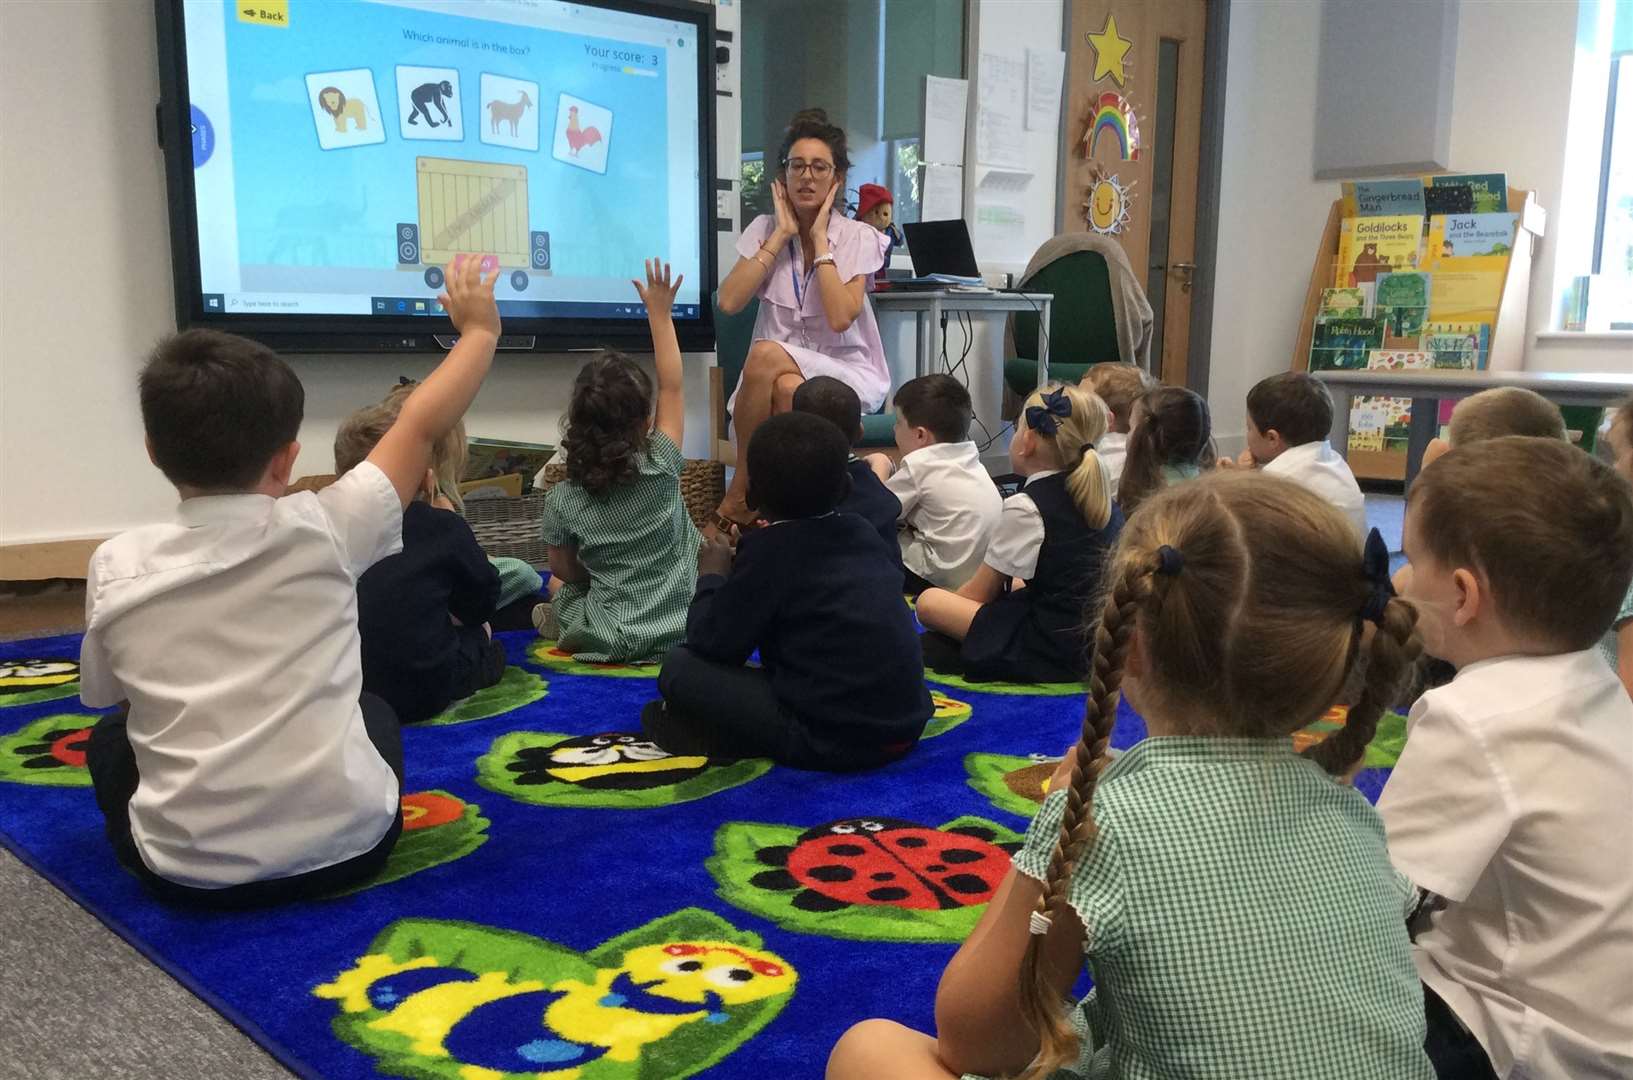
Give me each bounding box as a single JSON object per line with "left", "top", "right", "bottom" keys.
{"left": 738, "top": 0, "right": 964, "bottom": 229}
{"left": 1587, "top": 50, "right": 1633, "bottom": 328}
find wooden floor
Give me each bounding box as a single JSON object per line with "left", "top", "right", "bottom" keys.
{"left": 0, "top": 579, "right": 86, "bottom": 639}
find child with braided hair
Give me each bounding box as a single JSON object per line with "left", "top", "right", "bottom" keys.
{"left": 829, "top": 470, "right": 1434, "bottom": 1080}
{"left": 918, "top": 382, "right": 1122, "bottom": 684}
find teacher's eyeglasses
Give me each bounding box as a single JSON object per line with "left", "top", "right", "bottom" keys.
{"left": 783, "top": 159, "right": 834, "bottom": 179}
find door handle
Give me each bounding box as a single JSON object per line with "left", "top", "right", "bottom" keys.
{"left": 1170, "top": 261, "right": 1196, "bottom": 294}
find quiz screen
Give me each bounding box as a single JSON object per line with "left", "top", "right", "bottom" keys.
{"left": 182, "top": 0, "right": 703, "bottom": 320}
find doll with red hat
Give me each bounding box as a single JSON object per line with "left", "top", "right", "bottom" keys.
{"left": 853, "top": 183, "right": 901, "bottom": 283}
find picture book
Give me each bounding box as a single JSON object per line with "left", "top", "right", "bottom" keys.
{"left": 1374, "top": 271, "right": 1433, "bottom": 346}
{"left": 1335, "top": 215, "right": 1422, "bottom": 286}
{"left": 1348, "top": 395, "right": 1412, "bottom": 455}
{"left": 1428, "top": 261, "right": 1505, "bottom": 323}
{"left": 1426, "top": 213, "right": 1518, "bottom": 262}
{"left": 1423, "top": 184, "right": 1474, "bottom": 216}
{"left": 464, "top": 436, "right": 557, "bottom": 492}
{"left": 1366, "top": 350, "right": 1434, "bottom": 371}
{"left": 1340, "top": 179, "right": 1426, "bottom": 219}
{"left": 1319, "top": 287, "right": 1370, "bottom": 319}
{"left": 1430, "top": 172, "right": 1507, "bottom": 213}
{"left": 1422, "top": 320, "right": 1489, "bottom": 369}
{"left": 1310, "top": 317, "right": 1384, "bottom": 371}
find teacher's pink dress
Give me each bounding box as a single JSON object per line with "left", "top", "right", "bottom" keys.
{"left": 729, "top": 213, "right": 892, "bottom": 418}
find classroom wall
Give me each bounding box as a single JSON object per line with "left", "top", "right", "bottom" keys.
{"left": 0, "top": 0, "right": 711, "bottom": 550}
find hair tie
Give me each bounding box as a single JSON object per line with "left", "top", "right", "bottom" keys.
{"left": 1028, "top": 910, "right": 1053, "bottom": 936}
{"left": 1358, "top": 527, "right": 1395, "bottom": 625}
{"left": 1081, "top": 441, "right": 1094, "bottom": 457}
{"left": 1155, "top": 545, "right": 1184, "bottom": 576}
{"left": 1024, "top": 386, "right": 1073, "bottom": 436}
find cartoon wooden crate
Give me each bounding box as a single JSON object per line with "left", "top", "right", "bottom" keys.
{"left": 415, "top": 157, "right": 533, "bottom": 270}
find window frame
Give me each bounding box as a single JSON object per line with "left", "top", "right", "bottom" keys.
{"left": 1592, "top": 49, "right": 1632, "bottom": 276}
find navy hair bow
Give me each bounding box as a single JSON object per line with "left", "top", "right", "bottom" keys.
{"left": 1025, "top": 386, "right": 1073, "bottom": 436}
{"left": 1358, "top": 527, "right": 1395, "bottom": 625}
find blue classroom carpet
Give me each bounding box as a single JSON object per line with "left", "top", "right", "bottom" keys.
{"left": 0, "top": 632, "right": 1393, "bottom": 1080}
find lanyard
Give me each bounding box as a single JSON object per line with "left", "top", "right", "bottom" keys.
{"left": 789, "top": 243, "right": 815, "bottom": 313}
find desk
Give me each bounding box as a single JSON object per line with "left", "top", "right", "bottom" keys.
{"left": 872, "top": 290, "right": 1053, "bottom": 386}
{"left": 1313, "top": 369, "right": 1633, "bottom": 483}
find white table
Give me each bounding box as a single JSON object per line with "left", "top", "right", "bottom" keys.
{"left": 872, "top": 289, "right": 1054, "bottom": 387}
{"left": 1313, "top": 369, "right": 1633, "bottom": 482}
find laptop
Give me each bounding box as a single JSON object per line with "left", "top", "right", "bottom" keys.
{"left": 897, "top": 220, "right": 986, "bottom": 288}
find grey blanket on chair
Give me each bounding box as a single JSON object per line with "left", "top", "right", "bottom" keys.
{"left": 1005, "top": 232, "right": 1155, "bottom": 376}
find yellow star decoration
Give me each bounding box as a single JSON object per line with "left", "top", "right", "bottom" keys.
{"left": 1087, "top": 13, "right": 1132, "bottom": 86}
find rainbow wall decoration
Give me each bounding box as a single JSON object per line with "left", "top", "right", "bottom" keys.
{"left": 1086, "top": 91, "right": 1141, "bottom": 162}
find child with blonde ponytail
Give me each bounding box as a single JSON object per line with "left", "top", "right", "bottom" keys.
{"left": 830, "top": 471, "right": 1435, "bottom": 1080}
{"left": 918, "top": 383, "right": 1121, "bottom": 684}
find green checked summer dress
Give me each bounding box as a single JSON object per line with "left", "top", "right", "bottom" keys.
{"left": 540, "top": 431, "right": 700, "bottom": 663}
{"left": 989, "top": 737, "right": 1434, "bottom": 1080}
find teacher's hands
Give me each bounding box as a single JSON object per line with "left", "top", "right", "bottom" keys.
{"left": 809, "top": 183, "right": 837, "bottom": 255}
{"left": 770, "top": 180, "right": 799, "bottom": 246}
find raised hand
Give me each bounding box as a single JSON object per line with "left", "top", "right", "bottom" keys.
{"left": 809, "top": 182, "right": 838, "bottom": 248}
{"left": 438, "top": 254, "right": 500, "bottom": 338}
{"left": 631, "top": 257, "right": 684, "bottom": 314}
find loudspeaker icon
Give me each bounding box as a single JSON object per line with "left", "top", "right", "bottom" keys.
{"left": 396, "top": 223, "right": 420, "bottom": 266}
{"left": 531, "top": 230, "right": 551, "bottom": 270}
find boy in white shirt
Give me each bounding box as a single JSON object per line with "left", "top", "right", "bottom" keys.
{"left": 1382, "top": 436, "right": 1633, "bottom": 1079}
{"left": 80, "top": 256, "right": 501, "bottom": 907}
{"left": 1230, "top": 372, "right": 1367, "bottom": 538}
{"left": 1080, "top": 361, "right": 1153, "bottom": 497}
{"left": 865, "top": 374, "right": 1002, "bottom": 593}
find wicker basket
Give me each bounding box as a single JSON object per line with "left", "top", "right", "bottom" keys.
{"left": 470, "top": 459, "right": 725, "bottom": 566}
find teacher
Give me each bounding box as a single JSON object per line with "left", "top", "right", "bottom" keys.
{"left": 715, "top": 107, "right": 891, "bottom": 528}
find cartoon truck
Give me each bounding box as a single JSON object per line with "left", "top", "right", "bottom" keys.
{"left": 396, "top": 157, "right": 550, "bottom": 292}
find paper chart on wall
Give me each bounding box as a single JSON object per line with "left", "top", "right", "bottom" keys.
{"left": 975, "top": 50, "right": 1026, "bottom": 169}
{"left": 921, "top": 163, "right": 964, "bottom": 222}
{"left": 923, "top": 75, "right": 969, "bottom": 166}
{"left": 974, "top": 203, "right": 1027, "bottom": 264}
{"left": 1025, "top": 47, "right": 1065, "bottom": 131}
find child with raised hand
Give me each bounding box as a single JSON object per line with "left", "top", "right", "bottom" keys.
{"left": 865, "top": 374, "right": 1004, "bottom": 593}
{"left": 645, "top": 411, "right": 932, "bottom": 770}
{"left": 1079, "top": 361, "right": 1154, "bottom": 495}
{"left": 917, "top": 383, "right": 1121, "bottom": 684}
{"left": 335, "top": 383, "right": 504, "bottom": 725}
{"left": 790, "top": 375, "right": 902, "bottom": 564}
{"left": 1116, "top": 385, "right": 1214, "bottom": 515}
{"left": 79, "top": 255, "right": 501, "bottom": 907}
{"left": 535, "top": 259, "right": 700, "bottom": 663}
{"left": 1383, "top": 436, "right": 1633, "bottom": 1079}
{"left": 829, "top": 471, "right": 1434, "bottom": 1080}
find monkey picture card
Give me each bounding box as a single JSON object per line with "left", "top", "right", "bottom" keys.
{"left": 397, "top": 65, "right": 464, "bottom": 142}
{"left": 305, "top": 69, "right": 386, "bottom": 151}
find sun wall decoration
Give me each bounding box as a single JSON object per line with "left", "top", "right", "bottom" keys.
{"left": 1085, "top": 173, "right": 1133, "bottom": 235}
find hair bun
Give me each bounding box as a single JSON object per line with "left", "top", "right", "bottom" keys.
{"left": 789, "top": 108, "right": 830, "bottom": 128}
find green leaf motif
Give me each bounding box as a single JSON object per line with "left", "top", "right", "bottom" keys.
{"left": 476, "top": 730, "right": 772, "bottom": 809}
{"left": 921, "top": 693, "right": 972, "bottom": 739}
{"left": 315, "top": 909, "right": 796, "bottom": 1080}
{"left": 925, "top": 669, "right": 1083, "bottom": 697}
{"left": 0, "top": 713, "right": 95, "bottom": 787}
{"left": 963, "top": 752, "right": 1060, "bottom": 819}
{"left": 328, "top": 791, "right": 489, "bottom": 897}
{"left": 0, "top": 659, "right": 82, "bottom": 708}
{"left": 422, "top": 667, "right": 548, "bottom": 726}
{"left": 709, "top": 814, "right": 1024, "bottom": 943}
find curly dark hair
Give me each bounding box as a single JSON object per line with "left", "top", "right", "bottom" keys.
{"left": 778, "top": 107, "right": 851, "bottom": 175}
{"left": 561, "top": 353, "right": 653, "bottom": 496}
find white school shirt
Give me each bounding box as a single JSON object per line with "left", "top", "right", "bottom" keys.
{"left": 983, "top": 470, "right": 1061, "bottom": 581}
{"left": 78, "top": 463, "right": 405, "bottom": 889}
{"left": 1377, "top": 650, "right": 1633, "bottom": 1079}
{"left": 1098, "top": 431, "right": 1128, "bottom": 498}
{"left": 1261, "top": 440, "right": 1367, "bottom": 539}
{"left": 885, "top": 441, "right": 1004, "bottom": 589}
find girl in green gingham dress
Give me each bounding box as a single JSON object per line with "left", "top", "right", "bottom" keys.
{"left": 829, "top": 472, "right": 1434, "bottom": 1080}
{"left": 539, "top": 261, "right": 700, "bottom": 663}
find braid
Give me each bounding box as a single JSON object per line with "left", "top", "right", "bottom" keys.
{"left": 1304, "top": 597, "right": 1421, "bottom": 775}
{"left": 1015, "top": 554, "right": 1162, "bottom": 1079}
